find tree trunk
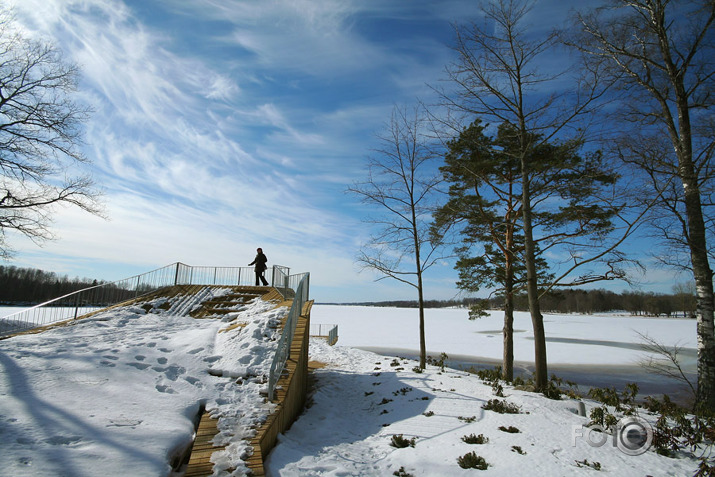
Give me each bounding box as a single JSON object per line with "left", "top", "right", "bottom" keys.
{"left": 522, "top": 167, "right": 548, "bottom": 390}
{"left": 503, "top": 228, "right": 515, "bottom": 382}
{"left": 417, "top": 271, "right": 427, "bottom": 369}
{"left": 503, "top": 287, "right": 515, "bottom": 382}
{"left": 672, "top": 87, "right": 715, "bottom": 411}
{"left": 679, "top": 137, "right": 715, "bottom": 412}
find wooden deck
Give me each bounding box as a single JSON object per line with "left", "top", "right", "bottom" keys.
{"left": 183, "top": 412, "right": 227, "bottom": 477}
{"left": 182, "top": 291, "right": 312, "bottom": 476}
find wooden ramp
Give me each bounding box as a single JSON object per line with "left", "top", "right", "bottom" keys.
{"left": 182, "top": 290, "right": 310, "bottom": 476}
{"left": 183, "top": 412, "right": 227, "bottom": 477}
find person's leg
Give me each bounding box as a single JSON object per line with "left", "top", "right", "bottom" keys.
{"left": 261, "top": 273, "right": 268, "bottom": 286}
{"left": 255, "top": 271, "right": 260, "bottom": 286}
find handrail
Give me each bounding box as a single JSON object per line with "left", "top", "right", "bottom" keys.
{"left": 0, "top": 262, "right": 293, "bottom": 336}
{"left": 267, "top": 272, "right": 310, "bottom": 400}
{"left": 0, "top": 262, "right": 312, "bottom": 404}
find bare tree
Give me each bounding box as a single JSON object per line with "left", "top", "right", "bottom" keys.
{"left": 571, "top": 0, "right": 715, "bottom": 412}
{"left": 0, "top": 9, "right": 101, "bottom": 258}
{"left": 349, "top": 105, "right": 444, "bottom": 369}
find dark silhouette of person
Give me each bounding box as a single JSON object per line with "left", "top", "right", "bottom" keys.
{"left": 248, "top": 247, "right": 269, "bottom": 286}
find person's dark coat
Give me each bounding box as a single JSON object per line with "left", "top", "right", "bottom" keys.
{"left": 249, "top": 252, "right": 268, "bottom": 272}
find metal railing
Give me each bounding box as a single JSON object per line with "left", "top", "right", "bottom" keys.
{"left": 0, "top": 262, "right": 291, "bottom": 336}
{"left": 310, "top": 324, "right": 338, "bottom": 346}
{"left": 267, "top": 272, "right": 310, "bottom": 400}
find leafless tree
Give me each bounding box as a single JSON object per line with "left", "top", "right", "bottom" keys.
{"left": 349, "top": 105, "right": 444, "bottom": 369}
{"left": 570, "top": 0, "right": 715, "bottom": 412}
{"left": 0, "top": 9, "right": 101, "bottom": 258}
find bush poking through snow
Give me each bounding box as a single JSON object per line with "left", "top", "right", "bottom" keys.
{"left": 462, "top": 433, "right": 489, "bottom": 444}
{"left": 499, "top": 425, "right": 520, "bottom": 433}
{"left": 476, "top": 366, "right": 502, "bottom": 384}
{"left": 512, "top": 445, "right": 526, "bottom": 454}
{"left": 575, "top": 459, "right": 602, "bottom": 470}
{"left": 427, "top": 352, "right": 449, "bottom": 371}
{"left": 390, "top": 434, "right": 416, "bottom": 448}
{"left": 482, "top": 398, "right": 521, "bottom": 414}
{"left": 393, "top": 466, "right": 414, "bottom": 477}
{"left": 457, "top": 451, "right": 489, "bottom": 470}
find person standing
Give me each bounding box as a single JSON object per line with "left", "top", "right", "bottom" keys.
{"left": 248, "top": 247, "right": 269, "bottom": 286}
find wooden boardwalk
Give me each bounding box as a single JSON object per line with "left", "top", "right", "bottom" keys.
{"left": 183, "top": 412, "right": 227, "bottom": 477}
{"left": 182, "top": 289, "right": 310, "bottom": 476}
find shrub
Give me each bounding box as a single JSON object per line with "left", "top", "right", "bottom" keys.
{"left": 458, "top": 415, "right": 476, "bottom": 423}
{"left": 511, "top": 445, "right": 526, "bottom": 454}
{"left": 457, "top": 451, "right": 489, "bottom": 470}
{"left": 482, "top": 399, "right": 521, "bottom": 414}
{"left": 393, "top": 466, "right": 414, "bottom": 477}
{"left": 390, "top": 434, "right": 416, "bottom": 448}
{"left": 499, "top": 425, "right": 520, "bottom": 433}
{"left": 427, "top": 352, "right": 449, "bottom": 371}
{"left": 575, "top": 459, "right": 602, "bottom": 470}
{"left": 476, "top": 366, "right": 502, "bottom": 384}
{"left": 462, "top": 433, "right": 489, "bottom": 444}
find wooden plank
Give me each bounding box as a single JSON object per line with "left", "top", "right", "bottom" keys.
{"left": 184, "top": 411, "right": 227, "bottom": 477}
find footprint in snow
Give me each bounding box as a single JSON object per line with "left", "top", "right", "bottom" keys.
{"left": 126, "top": 362, "right": 151, "bottom": 370}
{"left": 203, "top": 356, "right": 221, "bottom": 363}
{"left": 102, "top": 355, "right": 119, "bottom": 361}
{"left": 146, "top": 342, "right": 157, "bottom": 348}
{"left": 187, "top": 347, "right": 204, "bottom": 354}
{"left": 184, "top": 376, "right": 201, "bottom": 386}
{"left": 159, "top": 348, "right": 172, "bottom": 353}
{"left": 135, "top": 355, "right": 146, "bottom": 361}
{"left": 157, "top": 357, "right": 168, "bottom": 365}
{"left": 164, "top": 365, "right": 186, "bottom": 381}
{"left": 100, "top": 361, "right": 116, "bottom": 367}
{"left": 43, "top": 435, "right": 82, "bottom": 446}
{"left": 155, "top": 384, "right": 176, "bottom": 394}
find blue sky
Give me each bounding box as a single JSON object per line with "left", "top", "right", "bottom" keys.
{"left": 7, "top": 0, "right": 682, "bottom": 303}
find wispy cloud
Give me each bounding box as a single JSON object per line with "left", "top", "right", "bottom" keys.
{"left": 8, "top": 0, "right": 483, "bottom": 301}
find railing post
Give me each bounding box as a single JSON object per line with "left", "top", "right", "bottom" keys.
{"left": 174, "top": 263, "right": 180, "bottom": 286}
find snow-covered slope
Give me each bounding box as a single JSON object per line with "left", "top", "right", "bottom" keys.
{"left": 0, "top": 289, "right": 287, "bottom": 476}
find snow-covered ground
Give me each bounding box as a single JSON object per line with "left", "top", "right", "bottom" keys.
{"left": 0, "top": 292, "right": 288, "bottom": 476}
{"left": 0, "top": 301, "right": 703, "bottom": 476}
{"left": 265, "top": 339, "right": 699, "bottom": 476}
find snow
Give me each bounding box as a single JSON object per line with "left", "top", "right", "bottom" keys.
{"left": 266, "top": 340, "right": 698, "bottom": 476}
{"left": 0, "top": 291, "right": 287, "bottom": 476}
{"left": 309, "top": 305, "right": 697, "bottom": 367}
{"left": 0, "top": 300, "right": 702, "bottom": 476}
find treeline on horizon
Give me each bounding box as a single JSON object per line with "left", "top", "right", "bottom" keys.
{"left": 0, "top": 265, "right": 106, "bottom": 305}
{"left": 345, "top": 287, "right": 696, "bottom": 318}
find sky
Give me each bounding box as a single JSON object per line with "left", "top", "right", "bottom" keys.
{"left": 4, "top": 0, "right": 688, "bottom": 303}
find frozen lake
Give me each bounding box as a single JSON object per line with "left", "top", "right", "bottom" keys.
{"left": 311, "top": 305, "right": 698, "bottom": 404}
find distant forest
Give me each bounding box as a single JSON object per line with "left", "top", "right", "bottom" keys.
{"left": 2, "top": 265, "right": 695, "bottom": 317}
{"left": 0, "top": 265, "right": 106, "bottom": 305}
{"left": 345, "top": 287, "right": 697, "bottom": 318}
